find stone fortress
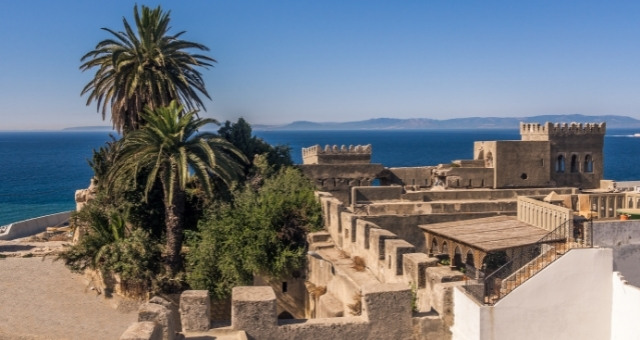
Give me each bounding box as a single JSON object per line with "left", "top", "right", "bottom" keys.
{"left": 122, "top": 122, "right": 640, "bottom": 340}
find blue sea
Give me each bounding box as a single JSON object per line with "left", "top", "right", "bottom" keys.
{"left": 0, "top": 129, "right": 636, "bottom": 226}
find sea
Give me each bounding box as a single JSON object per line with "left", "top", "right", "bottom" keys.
{"left": 0, "top": 128, "right": 637, "bottom": 226}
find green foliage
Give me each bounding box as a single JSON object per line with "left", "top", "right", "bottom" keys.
{"left": 218, "top": 118, "right": 293, "bottom": 177}
{"left": 105, "top": 101, "right": 247, "bottom": 275}
{"left": 80, "top": 4, "right": 216, "bottom": 133}
{"left": 87, "top": 135, "right": 120, "bottom": 186}
{"left": 59, "top": 207, "right": 161, "bottom": 288}
{"left": 186, "top": 167, "right": 322, "bottom": 298}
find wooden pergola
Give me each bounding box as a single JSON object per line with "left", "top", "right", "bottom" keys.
{"left": 419, "top": 215, "right": 562, "bottom": 275}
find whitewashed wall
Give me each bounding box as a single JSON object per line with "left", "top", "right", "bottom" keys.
{"left": 610, "top": 272, "right": 640, "bottom": 340}
{"left": 453, "top": 248, "right": 613, "bottom": 340}
{"left": 450, "top": 288, "right": 482, "bottom": 340}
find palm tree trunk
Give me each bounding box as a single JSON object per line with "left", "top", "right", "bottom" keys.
{"left": 163, "top": 177, "right": 186, "bottom": 276}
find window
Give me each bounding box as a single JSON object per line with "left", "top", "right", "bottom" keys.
{"left": 555, "top": 155, "right": 565, "bottom": 173}
{"left": 584, "top": 155, "right": 593, "bottom": 173}
{"left": 570, "top": 155, "right": 579, "bottom": 173}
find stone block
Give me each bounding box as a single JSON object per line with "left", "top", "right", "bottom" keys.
{"left": 180, "top": 290, "right": 211, "bottom": 332}
{"left": 138, "top": 302, "right": 175, "bottom": 340}
{"left": 120, "top": 321, "right": 163, "bottom": 340}
{"left": 231, "top": 286, "right": 277, "bottom": 334}
{"left": 403, "top": 253, "right": 438, "bottom": 289}
{"left": 361, "top": 283, "right": 412, "bottom": 339}
{"left": 149, "top": 296, "right": 180, "bottom": 332}
{"left": 384, "top": 239, "right": 415, "bottom": 277}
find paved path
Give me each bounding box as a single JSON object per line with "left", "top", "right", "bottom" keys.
{"left": 0, "top": 257, "right": 138, "bottom": 339}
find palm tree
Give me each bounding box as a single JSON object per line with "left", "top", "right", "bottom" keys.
{"left": 80, "top": 5, "right": 216, "bottom": 134}
{"left": 107, "top": 101, "right": 246, "bottom": 275}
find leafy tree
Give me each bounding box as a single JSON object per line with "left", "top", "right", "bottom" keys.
{"left": 80, "top": 5, "right": 216, "bottom": 133}
{"left": 218, "top": 118, "right": 293, "bottom": 181}
{"left": 106, "top": 101, "right": 246, "bottom": 276}
{"left": 186, "top": 167, "right": 322, "bottom": 298}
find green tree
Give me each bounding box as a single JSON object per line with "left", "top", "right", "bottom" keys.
{"left": 107, "top": 101, "right": 246, "bottom": 275}
{"left": 80, "top": 5, "right": 216, "bottom": 133}
{"left": 218, "top": 118, "right": 293, "bottom": 181}
{"left": 186, "top": 167, "right": 322, "bottom": 298}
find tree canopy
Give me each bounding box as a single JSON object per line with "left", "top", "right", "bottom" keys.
{"left": 80, "top": 5, "right": 215, "bottom": 133}
{"left": 106, "top": 101, "right": 246, "bottom": 275}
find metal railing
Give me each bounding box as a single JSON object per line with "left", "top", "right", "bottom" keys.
{"left": 464, "top": 217, "right": 593, "bottom": 305}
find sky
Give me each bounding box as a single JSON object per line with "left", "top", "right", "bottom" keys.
{"left": 1, "top": 1, "right": 640, "bottom": 130}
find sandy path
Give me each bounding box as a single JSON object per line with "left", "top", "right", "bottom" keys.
{"left": 0, "top": 257, "right": 137, "bottom": 339}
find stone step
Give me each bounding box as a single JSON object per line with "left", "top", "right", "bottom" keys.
{"left": 309, "top": 231, "right": 332, "bottom": 243}
{"left": 309, "top": 241, "right": 335, "bottom": 251}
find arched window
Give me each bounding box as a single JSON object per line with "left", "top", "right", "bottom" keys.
{"left": 556, "top": 155, "right": 565, "bottom": 173}
{"left": 584, "top": 155, "right": 593, "bottom": 173}
{"left": 431, "top": 238, "right": 439, "bottom": 254}
{"left": 570, "top": 155, "right": 579, "bottom": 173}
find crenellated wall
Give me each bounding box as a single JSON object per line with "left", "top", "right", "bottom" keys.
{"left": 520, "top": 122, "right": 606, "bottom": 141}
{"left": 302, "top": 144, "right": 372, "bottom": 165}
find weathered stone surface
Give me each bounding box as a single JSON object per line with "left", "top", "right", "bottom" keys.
{"left": 231, "top": 286, "right": 277, "bottom": 335}
{"left": 138, "top": 302, "right": 175, "bottom": 340}
{"left": 149, "top": 296, "right": 180, "bottom": 332}
{"left": 120, "top": 321, "right": 162, "bottom": 340}
{"left": 180, "top": 290, "right": 211, "bottom": 332}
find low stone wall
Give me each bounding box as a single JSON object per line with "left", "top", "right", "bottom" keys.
{"left": 351, "top": 186, "right": 403, "bottom": 204}
{"left": 0, "top": 211, "right": 72, "bottom": 240}
{"left": 231, "top": 284, "right": 412, "bottom": 340}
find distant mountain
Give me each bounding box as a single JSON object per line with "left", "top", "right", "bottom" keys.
{"left": 62, "top": 125, "right": 113, "bottom": 131}
{"left": 253, "top": 114, "right": 640, "bottom": 130}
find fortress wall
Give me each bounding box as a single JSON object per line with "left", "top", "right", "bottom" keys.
{"left": 401, "top": 187, "right": 575, "bottom": 202}
{"left": 441, "top": 167, "right": 494, "bottom": 189}
{"left": 0, "top": 211, "right": 72, "bottom": 240}
{"left": 229, "top": 283, "right": 412, "bottom": 340}
{"left": 351, "top": 186, "right": 403, "bottom": 204}
{"left": 493, "top": 141, "right": 551, "bottom": 188}
{"left": 302, "top": 144, "right": 372, "bottom": 165}
{"left": 383, "top": 166, "right": 435, "bottom": 187}
{"left": 520, "top": 122, "right": 606, "bottom": 141}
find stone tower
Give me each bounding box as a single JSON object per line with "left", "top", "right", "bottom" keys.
{"left": 520, "top": 122, "right": 606, "bottom": 188}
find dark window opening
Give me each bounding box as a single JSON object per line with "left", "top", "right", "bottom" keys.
{"left": 570, "top": 155, "right": 579, "bottom": 173}
{"left": 520, "top": 173, "right": 528, "bottom": 180}
{"left": 282, "top": 282, "right": 288, "bottom": 293}
{"left": 584, "top": 155, "right": 593, "bottom": 173}
{"left": 556, "top": 155, "right": 565, "bottom": 173}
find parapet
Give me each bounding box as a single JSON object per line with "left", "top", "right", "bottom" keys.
{"left": 302, "top": 144, "right": 372, "bottom": 165}
{"left": 520, "top": 122, "right": 606, "bottom": 141}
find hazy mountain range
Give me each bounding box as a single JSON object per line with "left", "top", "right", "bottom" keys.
{"left": 253, "top": 114, "right": 640, "bottom": 130}
{"left": 64, "top": 114, "right": 640, "bottom": 131}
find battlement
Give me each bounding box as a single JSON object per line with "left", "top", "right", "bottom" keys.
{"left": 520, "top": 122, "right": 606, "bottom": 141}
{"left": 302, "top": 144, "right": 372, "bottom": 165}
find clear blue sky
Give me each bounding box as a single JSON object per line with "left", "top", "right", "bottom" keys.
{"left": 1, "top": 1, "right": 640, "bottom": 130}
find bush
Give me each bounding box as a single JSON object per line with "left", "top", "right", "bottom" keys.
{"left": 186, "top": 166, "right": 322, "bottom": 298}
{"left": 59, "top": 209, "right": 161, "bottom": 293}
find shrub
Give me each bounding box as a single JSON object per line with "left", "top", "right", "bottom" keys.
{"left": 186, "top": 166, "right": 322, "bottom": 298}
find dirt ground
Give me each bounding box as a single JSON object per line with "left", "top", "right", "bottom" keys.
{"left": 0, "top": 237, "right": 139, "bottom": 339}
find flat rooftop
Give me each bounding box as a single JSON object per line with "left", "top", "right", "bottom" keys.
{"left": 419, "top": 215, "right": 558, "bottom": 252}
